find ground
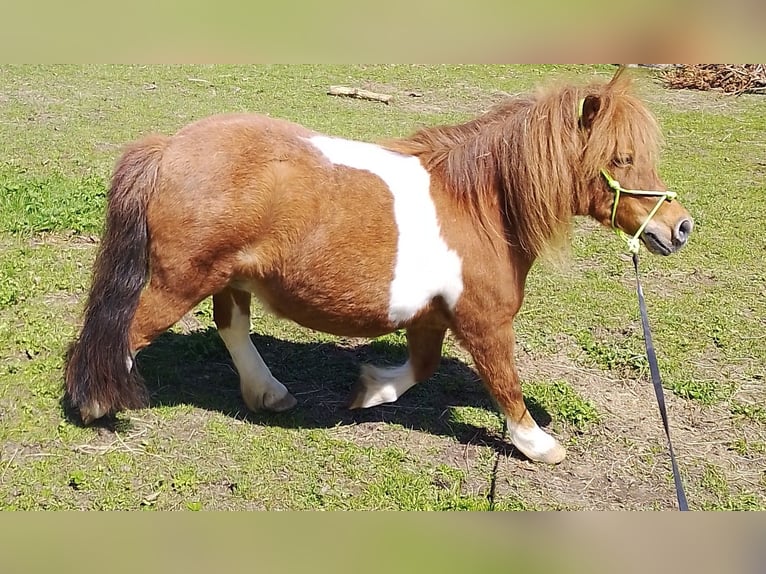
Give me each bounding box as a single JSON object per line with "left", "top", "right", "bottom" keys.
{"left": 0, "top": 65, "right": 764, "bottom": 510}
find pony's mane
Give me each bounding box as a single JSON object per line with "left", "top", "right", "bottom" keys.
{"left": 385, "top": 72, "right": 662, "bottom": 257}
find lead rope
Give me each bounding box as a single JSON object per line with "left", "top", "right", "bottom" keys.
{"left": 633, "top": 252, "right": 689, "bottom": 511}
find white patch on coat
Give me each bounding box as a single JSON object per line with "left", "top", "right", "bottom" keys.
{"left": 306, "top": 135, "right": 463, "bottom": 323}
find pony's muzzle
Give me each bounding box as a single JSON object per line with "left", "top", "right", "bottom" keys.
{"left": 673, "top": 218, "right": 693, "bottom": 249}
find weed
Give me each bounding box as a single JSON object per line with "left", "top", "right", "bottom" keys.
{"left": 729, "top": 438, "right": 766, "bottom": 458}
{"left": 576, "top": 330, "right": 647, "bottom": 377}
{"left": 698, "top": 463, "right": 765, "bottom": 511}
{"left": 523, "top": 379, "right": 600, "bottom": 431}
{"left": 667, "top": 377, "right": 732, "bottom": 405}
{"left": 731, "top": 401, "right": 766, "bottom": 424}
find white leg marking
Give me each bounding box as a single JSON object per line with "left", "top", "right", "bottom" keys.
{"left": 218, "top": 302, "right": 296, "bottom": 412}
{"left": 349, "top": 361, "right": 418, "bottom": 409}
{"left": 508, "top": 417, "right": 567, "bottom": 464}
{"left": 306, "top": 135, "right": 463, "bottom": 324}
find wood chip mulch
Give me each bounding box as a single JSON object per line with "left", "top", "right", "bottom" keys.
{"left": 661, "top": 64, "right": 766, "bottom": 95}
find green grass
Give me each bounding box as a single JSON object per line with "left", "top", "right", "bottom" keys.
{"left": 1, "top": 65, "right": 764, "bottom": 510}
{"left": 0, "top": 167, "right": 106, "bottom": 235}
{"left": 730, "top": 401, "right": 766, "bottom": 425}
{"left": 729, "top": 438, "right": 766, "bottom": 458}
{"left": 575, "top": 329, "right": 647, "bottom": 378}
{"left": 524, "top": 379, "right": 600, "bottom": 432}
{"left": 698, "top": 463, "right": 764, "bottom": 511}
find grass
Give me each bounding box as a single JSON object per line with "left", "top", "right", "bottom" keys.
{"left": 524, "top": 379, "right": 600, "bottom": 432}
{"left": 0, "top": 167, "right": 106, "bottom": 235}
{"left": 1, "top": 65, "right": 764, "bottom": 510}
{"left": 698, "top": 463, "right": 764, "bottom": 511}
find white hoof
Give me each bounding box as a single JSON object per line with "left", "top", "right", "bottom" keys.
{"left": 508, "top": 417, "right": 567, "bottom": 464}
{"left": 242, "top": 380, "right": 297, "bottom": 413}
{"left": 348, "top": 363, "right": 416, "bottom": 409}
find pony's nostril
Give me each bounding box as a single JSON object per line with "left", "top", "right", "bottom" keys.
{"left": 674, "top": 218, "right": 693, "bottom": 245}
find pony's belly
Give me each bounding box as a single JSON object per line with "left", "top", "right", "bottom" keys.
{"left": 229, "top": 278, "right": 396, "bottom": 338}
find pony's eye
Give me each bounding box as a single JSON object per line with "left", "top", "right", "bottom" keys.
{"left": 613, "top": 154, "right": 633, "bottom": 168}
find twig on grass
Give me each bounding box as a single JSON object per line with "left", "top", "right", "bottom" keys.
{"left": 328, "top": 85, "right": 393, "bottom": 104}
{"left": 1, "top": 448, "right": 19, "bottom": 483}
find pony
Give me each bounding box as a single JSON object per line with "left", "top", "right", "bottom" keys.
{"left": 65, "top": 69, "right": 693, "bottom": 464}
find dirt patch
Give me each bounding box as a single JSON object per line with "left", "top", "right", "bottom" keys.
{"left": 313, "top": 331, "right": 762, "bottom": 509}
{"left": 396, "top": 86, "right": 512, "bottom": 117}
{"left": 177, "top": 313, "right": 207, "bottom": 335}
{"left": 343, "top": 80, "right": 513, "bottom": 118}
{"left": 28, "top": 231, "right": 100, "bottom": 248}
{"left": 41, "top": 291, "right": 81, "bottom": 308}
{"left": 646, "top": 87, "right": 742, "bottom": 114}
{"left": 5, "top": 89, "right": 63, "bottom": 109}
{"left": 1, "top": 440, "right": 47, "bottom": 463}
{"left": 325, "top": 418, "right": 500, "bottom": 502}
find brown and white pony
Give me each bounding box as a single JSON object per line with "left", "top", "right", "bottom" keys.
{"left": 65, "top": 70, "right": 692, "bottom": 464}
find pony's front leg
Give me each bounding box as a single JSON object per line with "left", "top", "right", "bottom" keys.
{"left": 213, "top": 287, "right": 297, "bottom": 413}
{"left": 457, "top": 321, "right": 566, "bottom": 464}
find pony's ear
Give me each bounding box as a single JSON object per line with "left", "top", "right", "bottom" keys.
{"left": 579, "top": 95, "right": 601, "bottom": 132}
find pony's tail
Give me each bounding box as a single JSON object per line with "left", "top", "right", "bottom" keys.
{"left": 65, "top": 135, "right": 169, "bottom": 424}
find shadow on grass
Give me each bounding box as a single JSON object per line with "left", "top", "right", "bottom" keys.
{"left": 83, "top": 327, "right": 553, "bottom": 458}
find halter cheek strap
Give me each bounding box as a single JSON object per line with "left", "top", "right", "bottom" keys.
{"left": 600, "top": 168, "right": 677, "bottom": 254}
{"left": 578, "top": 98, "right": 678, "bottom": 254}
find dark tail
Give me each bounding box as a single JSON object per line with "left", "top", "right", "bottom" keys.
{"left": 65, "top": 135, "right": 168, "bottom": 424}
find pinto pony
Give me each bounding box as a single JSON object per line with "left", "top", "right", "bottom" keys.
{"left": 65, "top": 70, "right": 692, "bottom": 464}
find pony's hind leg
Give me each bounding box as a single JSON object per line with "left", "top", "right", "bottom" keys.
{"left": 348, "top": 325, "right": 446, "bottom": 409}
{"left": 457, "top": 321, "right": 566, "bottom": 464}
{"left": 129, "top": 277, "right": 204, "bottom": 354}
{"left": 213, "top": 287, "right": 297, "bottom": 413}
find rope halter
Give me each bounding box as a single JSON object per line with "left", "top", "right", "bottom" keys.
{"left": 578, "top": 97, "right": 677, "bottom": 254}
{"left": 600, "top": 168, "right": 677, "bottom": 254}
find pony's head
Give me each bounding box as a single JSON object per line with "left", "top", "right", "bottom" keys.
{"left": 579, "top": 69, "right": 693, "bottom": 255}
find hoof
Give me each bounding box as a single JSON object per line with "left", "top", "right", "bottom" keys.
{"left": 348, "top": 363, "right": 415, "bottom": 409}
{"left": 79, "top": 401, "right": 109, "bottom": 425}
{"left": 347, "top": 379, "right": 385, "bottom": 410}
{"left": 264, "top": 390, "right": 297, "bottom": 412}
{"left": 528, "top": 441, "right": 567, "bottom": 464}
{"left": 347, "top": 383, "right": 366, "bottom": 410}
{"left": 508, "top": 418, "right": 567, "bottom": 464}
{"left": 242, "top": 382, "right": 297, "bottom": 413}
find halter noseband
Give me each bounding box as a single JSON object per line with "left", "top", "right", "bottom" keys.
{"left": 578, "top": 98, "right": 677, "bottom": 254}
{"left": 600, "top": 168, "right": 677, "bottom": 254}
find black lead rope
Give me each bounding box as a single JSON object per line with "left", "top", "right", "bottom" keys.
{"left": 632, "top": 252, "right": 689, "bottom": 511}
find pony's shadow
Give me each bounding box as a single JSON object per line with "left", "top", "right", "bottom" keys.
{"left": 133, "top": 328, "right": 552, "bottom": 458}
